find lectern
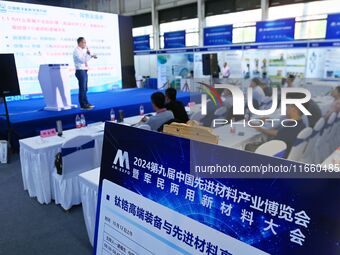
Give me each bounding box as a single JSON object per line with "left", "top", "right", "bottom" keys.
{"left": 38, "top": 64, "right": 76, "bottom": 111}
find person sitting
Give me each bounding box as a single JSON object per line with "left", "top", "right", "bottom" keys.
{"left": 140, "top": 92, "right": 174, "bottom": 131}
{"left": 261, "top": 72, "right": 272, "bottom": 87}
{"left": 252, "top": 94, "right": 306, "bottom": 157}
{"left": 303, "top": 99, "right": 322, "bottom": 128}
{"left": 286, "top": 74, "right": 296, "bottom": 88}
{"left": 165, "top": 88, "right": 189, "bottom": 123}
{"left": 260, "top": 73, "right": 272, "bottom": 97}
{"left": 216, "top": 88, "right": 234, "bottom": 119}
{"left": 284, "top": 74, "right": 302, "bottom": 88}
{"left": 249, "top": 78, "right": 265, "bottom": 108}
{"left": 324, "top": 86, "right": 340, "bottom": 119}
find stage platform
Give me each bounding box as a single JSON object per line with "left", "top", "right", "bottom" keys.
{"left": 0, "top": 88, "right": 193, "bottom": 150}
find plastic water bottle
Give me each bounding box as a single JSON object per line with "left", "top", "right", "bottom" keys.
{"left": 139, "top": 105, "right": 144, "bottom": 116}
{"left": 110, "top": 108, "right": 115, "bottom": 122}
{"left": 75, "top": 115, "right": 81, "bottom": 128}
{"left": 80, "top": 114, "right": 86, "bottom": 127}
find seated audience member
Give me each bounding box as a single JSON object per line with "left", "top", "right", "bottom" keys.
{"left": 201, "top": 88, "right": 234, "bottom": 126}
{"left": 221, "top": 89, "right": 233, "bottom": 110}
{"left": 249, "top": 77, "right": 265, "bottom": 108}
{"left": 260, "top": 73, "right": 272, "bottom": 97}
{"left": 140, "top": 92, "right": 174, "bottom": 131}
{"left": 286, "top": 74, "right": 296, "bottom": 88}
{"left": 253, "top": 95, "right": 306, "bottom": 157}
{"left": 304, "top": 99, "right": 322, "bottom": 128}
{"left": 261, "top": 72, "right": 272, "bottom": 87}
{"left": 218, "top": 88, "right": 234, "bottom": 119}
{"left": 198, "top": 99, "right": 215, "bottom": 127}
{"left": 324, "top": 86, "right": 340, "bottom": 119}
{"left": 284, "top": 74, "right": 302, "bottom": 88}
{"left": 165, "top": 88, "right": 189, "bottom": 123}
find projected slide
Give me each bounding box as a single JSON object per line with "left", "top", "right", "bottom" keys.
{"left": 0, "top": 0, "right": 122, "bottom": 97}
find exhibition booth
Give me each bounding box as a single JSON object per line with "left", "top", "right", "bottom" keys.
{"left": 0, "top": 0, "right": 340, "bottom": 255}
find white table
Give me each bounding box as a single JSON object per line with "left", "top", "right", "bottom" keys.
{"left": 214, "top": 124, "right": 263, "bottom": 150}
{"left": 19, "top": 122, "right": 105, "bottom": 204}
{"left": 19, "top": 115, "right": 151, "bottom": 205}
{"left": 79, "top": 167, "right": 100, "bottom": 247}
{"left": 119, "top": 114, "right": 144, "bottom": 126}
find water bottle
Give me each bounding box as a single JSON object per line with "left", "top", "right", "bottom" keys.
{"left": 75, "top": 115, "right": 81, "bottom": 128}
{"left": 110, "top": 108, "right": 115, "bottom": 122}
{"left": 80, "top": 114, "right": 86, "bottom": 127}
{"left": 139, "top": 105, "right": 144, "bottom": 116}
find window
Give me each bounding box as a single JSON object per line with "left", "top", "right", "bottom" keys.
{"left": 295, "top": 19, "right": 327, "bottom": 40}
{"left": 268, "top": 0, "right": 340, "bottom": 20}
{"left": 132, "top": 26, "right": 154, "bottom": 50}
{"left": 233, "top": 26, "right": 257, "bottom": 43}
{"left": 205, "top": 9, "right": 262, "bottom": 27}
{"left": 159, "top": 18, "right": 199, "bottom": 48}
{"left": 268, "top": 0, "right": 340, "bottom": 40}
{"left": 205, "top": 9, "right": 261, "bottom": 43}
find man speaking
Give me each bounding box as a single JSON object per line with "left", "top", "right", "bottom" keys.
{"left": 73, "top": 37, "right": 97, "bottom": 110}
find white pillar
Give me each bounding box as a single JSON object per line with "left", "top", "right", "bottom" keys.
{"left": 116, "top": 0, "right": 121, "bottom": 14}
{"left": 198, "top": 0, "right": 205, "bottom": 47}
{"left": 261, "top": 0, "right": 269, "bottom": 21}
{"left": 152, "top": 0, "right": 160, "bottom": 50}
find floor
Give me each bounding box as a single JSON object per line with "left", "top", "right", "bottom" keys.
{"left": 0, "top": 154, "right": 92, "bottom": 255}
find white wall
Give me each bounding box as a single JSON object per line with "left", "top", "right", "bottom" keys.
{"left": 134, "top": 55, "right": 158, "bottom": 78}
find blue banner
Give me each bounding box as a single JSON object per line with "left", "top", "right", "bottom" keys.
{"left": 94, "top": 123, "right": 340, "bottom": 255}
{"left": 204, "top": 25, "right": 233, "bottom": 46}
{"left": 256, "top": 18, "right": 295, "bottom": 43}
{"left": 158, "top": 48, "right": 194, "bottom": 54}
{"left": 164, "top": 30, "right": 186, "bottom": 49}
{"left": 310, "top": 41, "right": 340, "bottom": 47}
{"left": 244, "top": 42, "right": 308, "bottom": 50}
{"left": 326, "top": 13, "right": 340, "bottom": 39}
{"left": 133, "top": 35, "right": 150, "bottom": 51}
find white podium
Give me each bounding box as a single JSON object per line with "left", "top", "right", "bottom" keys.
{"left": 38, "top": 64, "right": 77, "bottom": 111}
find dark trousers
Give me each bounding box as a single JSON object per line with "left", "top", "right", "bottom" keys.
{"left": 75, "top": 70, "right": 89, "bottom": 107}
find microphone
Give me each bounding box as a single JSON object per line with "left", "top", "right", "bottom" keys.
{"left": 86, "top": 47, "right": 91, "bottom": 55}
{"left": 87, "top": 47, "right": 97, "bottom": 59}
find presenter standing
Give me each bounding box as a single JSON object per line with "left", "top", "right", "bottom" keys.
{"left": 73, "top": 37, "right": 97, "bottom": 110}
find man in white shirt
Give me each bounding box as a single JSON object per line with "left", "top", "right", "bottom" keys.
{"left": 222, "top": 62, "right": 230, "bottom": 78}
{"left": 73, "top": 37, "right": 97, "bottom": 110}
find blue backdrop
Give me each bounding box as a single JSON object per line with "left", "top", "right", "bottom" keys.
{"left": 256, "top": 18, "right": 295, "bottom": 43}
{"left": 164, "top": 30, "right": 186, "bottom": 49}
{"left": 326, "top": 13, "right": 340, "bottom": 39}
{"left": 204, "top": 25, "right": 233, "bottom": 46}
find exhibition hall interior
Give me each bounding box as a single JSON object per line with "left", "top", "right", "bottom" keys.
{"left": 1, "top": 0, "right": 340, "bottom": 254}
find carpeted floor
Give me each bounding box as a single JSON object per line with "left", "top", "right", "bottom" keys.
{"left": 0, "top": 154, "right": 92, "bottom": 255}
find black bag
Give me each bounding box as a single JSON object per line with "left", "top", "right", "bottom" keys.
{"left": 55, "top": 152, "right": 63, "bottom": 175}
